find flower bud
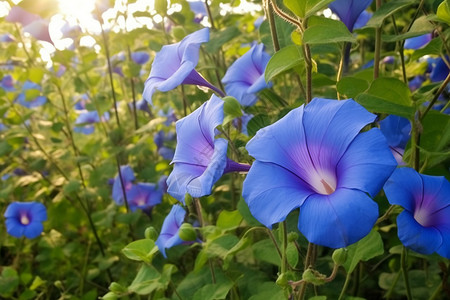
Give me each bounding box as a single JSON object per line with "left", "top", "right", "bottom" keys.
{"left": 332, "top": 248, "right": 348, "bottom": 266}
{"left": 109, "top": 282, "right": 127, "bottom": 294}
{"left": 302, "top": 268, "right": 326, "bottom": 286}
{"left": 276, "top": 273, "right": 288, "bottom": 287}
{"left": 144, "top": 226, "right": 158, "bottom": 240}
{"left": 287, "top": 232, "right": 299, "bottom": 242}
{"left": 178, "top": 223, "right": 197, "bottom": 241}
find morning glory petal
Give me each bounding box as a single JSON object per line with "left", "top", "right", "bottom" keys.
{"left": 436, "top": 225, "right": 450, "bottom": 258}
{"left": 242, "top": 161, "right": 313, "bottom": 228}
{"left": 24, "top": 222, "right": 44, "bottom": 239}
{"left": 156, "top": 204, "right": 186, "bottom": 258}
{"left": 337, "top": 129, "right": 397, "bottom": 197}
{"left": 298, "top": 188, "right": 379, "bottom": 248}
{"left": 396, "top": 211, "right": 442, "bottom": 255}
{"left": 5, "top": 219, "right": 25, "bottom": 238}
{"left": 329, "top": 0, "right": 373, "bottom": 31}
{"left": 131, "top": 51, "right": 150, "bottom": 65}
{"left": 404, "top": 33, "right": 432, "bottom": 50}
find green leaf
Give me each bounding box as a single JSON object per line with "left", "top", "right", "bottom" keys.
{"left": 303, "top": 16, "right": 356, "bottom": 44}
{"left": 411, "top": 37, "right": 443, "bottom": 61}
{"left": 128, "top": 264, "right": 161, "bottom": 295}
{"left": 28, "top": 67, "right": 44, "bottom": 83}
{"left": 63, "top": 180, "right": 81, "bottom": 195}
{"left": 337, "top": 77, "right": 369, "bottom": 98}
{"left": 283, "top": 0, "right": 334, "bottom": 18}
{"left": 382, "top": 16, "right": 434, "bottom": 42}
{"left": 420, "top": 110, "right": 450, "bottom": 152}
{"left": 247, "top": 114, "right": 271, "bottom": 137}
{"left": 437, "top": 0, "right": 450, "bottom": 25}
{"left": 367, "top": 77, "right": 412, "bottom": 106}
{"left": 343, "top": 230, "right": 384, "bottom": 273}
{"left": 217, "top": 210, "right": 243, "bottom": 230}
{"left": 0, "top": 267, "right": 19, "bottom": 297}
{"left": 122, "top": 239, "right": 158, "bottom": 263}
{"left": 366, "top": 0, "right": 416, "bottom": 28}
{"left": 356, "top": 94, "right": 415, "bottom": 118}
{"left": 253, "top": 239, "right": 281, "bottom": 266}
{"left": 265, "top": 45, "right": 303, "bottom": 82}
{"left": 260, "top": 17, "right": 296, "bottom": 52}
{"left": 205, "top": 27, "right": 240, "bottom": 53}
{"left": 223, "top": 96, "right": 242, "bottom": 125}
{"left": 192, "top": 279, "right": 234, "bottom": 300}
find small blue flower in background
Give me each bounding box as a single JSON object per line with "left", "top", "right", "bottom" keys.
{"left": 158, "top": 108, "right": 178, "bottom": 126}
{"left": 156, "top": 204, "right": 190, "bottom": 258}
{"left": 4, "top": 202, "right": 47, "bottom": 239}
{"left": 243, "top": 98, "right": 397, "bottom": 248}
{"left": 143, "top": 28, "right": 224, "bottom": 105}
{"left": 0, "top": 33, "right": 16, "bottom": 43}
{"left": 16, "top": 81, "right": 47, "bottom": 108}
{"left": 384, "top": 167, "right": 450, "bottom": 258}
{"left": 74, "top": 94, "right": 90, "bottom": 110}
{"left": 112, "top": 165, "right": 135, "bottom": 205}
{"left": 353, "top": 10, "right": 372, "bottom": 30}
{"left": 73, "top": 111, "right": 109, "bottom": 135}
{"left": 329, "top": 0, "right": 373, "bottom": 32}
{"left": 127, "top": 183, "right": 163, "bottom": 212}
{"left": 131, "top": 51, "right": 150, "bottom": 65}
{"left": 408, "top": 75, "right": 425, "bottom": 92}
{"left": 154, "top": 130, "right": 176, "bottom": 161}
{"left": 188, "top": 1, "right": 207, "bottom": 23}
{"left": 0, "top": 75, "right": 15, "bottom": 92}
{"left": 232, "top": 111, "right": 253, "bottom": 135}
{"left": 430, "top": 57, "right": 449, "bottom": 82}
{"left": 254, "top": 16, "right": 265, "bottom": 29}
{"left": 379, "top": 115, "right": 411, "bottom": 165}
{"left": 404, "top": 33, "right": 432, "bottom": 50}
{"left": 167, "top": 95, "right": 250, "bottom": 203}
{"left": 222, "top": 43, "right": 272, "bottom": 107}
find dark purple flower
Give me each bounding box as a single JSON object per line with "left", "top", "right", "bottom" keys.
{"left": 155, "top": 204, "right": 188, "bottom": 258}
{"left": 243, "top": 98, "right": 397, "bottom": 248}
{"left": 0, "top": 75, "right": 15, "bottom": 92}
{"left": 167, "top": 95, "right": 250, "bottom": 203}
{"left": 112, "top": 165, "right": 135, "bottom": 205}
{"left": 4, "top": 202, "right": 47, "bottom": 239}
{"left": 16, "top": 81, "right": 47, "bottom": 108}
{"left": 131, "top": 51, "right": 150, "bottom": 65}
{"left": 222, "top": 43, "right": 272, "bottom": 107}
{"left": 127, "top": 183, "right": 163, "bottom": 212}
{"left": 73, "top": 111, "right": 109, "bottom": 135}
{"left": 6, "top": 6, "right": 53, "bottom": 44}
{"left": 379, "top": 115, "right": 411, "bottom": 165}
{"left": 384, "top": 168, "right": 450, "bottom": 258}
{"left": 329, "top": 0, "right": 373, "bottom": 32}
{"left": 404, "top": 33, "right": 432, "bottom": 50}
{"left": 143, "top": 28, "right": 223, "bottom": 105}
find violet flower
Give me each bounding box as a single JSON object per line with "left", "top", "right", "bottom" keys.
{"left": 0, "top": 34, "right": 15, "bottom": 43}
{"left": 329, "top": 0, "right": 373, "bottom": 32}
{"left": 379, "top": 115, "right": 411, "bottom": 165}
{"left": 4, "top": 202, "right": 47, "bottom": 239}
{"left": 131, "top": 51, "right": 150, "bottom": 65}
{"left": 16, "top": 81, "right": 47, "bottom": 108}
{"left": 73, "top": 111, "right": 109, "bottom": 135}
{"left": 6, "top": 6, "right": 53, "bottom": 44}
{"left": 188, "top": 1, "right": 207, "bottom": 23}
{"left": 155, "top": 204, "right": 189, "bottom": 258}
{"left": 142, "top": 28, "right": 223, "bottom": 105}
{"left": 127, "top": 183, "right": 163, "bottom": 212}
{"left": 0, "top": 75, "right": 15, "bottom": 92}
{"left": 404, "top": 33, "right": 432, "bottom": 50}
{"left": 154, "top": 130, "right": 176, "bottom": 161}
{"left": 112, "top": 165, "right": 135, "bottom": 205}
{"left": 243, "top": 98, "right": 397, "bottom": 248}
{"left": 232, "top": 111, "right": 253, "bottom": 135}
{"left": 166, "top": 95, "right": 250, "bottom": 203}
{"left": 384, "top": 167, "right": 450, "bottom": 258}
{"left": 222, "top": 43, "right": 272, "bottom": 107}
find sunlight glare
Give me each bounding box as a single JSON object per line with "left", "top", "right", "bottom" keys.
{"left": 57, "top": 0, "right": 95, "bottom": 21}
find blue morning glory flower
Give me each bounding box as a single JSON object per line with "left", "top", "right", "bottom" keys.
{"left": 16, "top": 81, "right": 47, "bottom": 108}
{"left": 430, "top": 57, "right": 450, "bottom": 82}
{"left": 188, "top": 1, "right": 207, "bottom": 23}
{"left": 232, "top": 111, "right": 253, "bottom": 135}
{"left": 0, "top": 75, "right": 15, "bottom": 92}
{"left": 222, "top": 43, "right": 272, "bottom": 107}
{"left": 384, "top": 167, "right": 450, "bottom": 258}
{"left": 167, "top": 95, "right": 250, "bottom": 203}
{"left": 379, "top": 115, "right": 411, "bottom": 165}
{"left": 243, "top": 98, "right": 397, "bottom": 248}
{"left": 154, "top": 130, "right": 176, "bottom": 161}
{"left": 404, "top": 33, "right": 432, "bottom": 50}
{"left": 353, "top": 10, "right": 372, "bottom": 30}
{"left": 112, "top": 165, "right": 135, "bottom": 205}
{"left": 156, "top": 204, "right": 189, "bottom": 258}
{"left": 329, "top": 0, "right": 373, "bottom": 32}
{"left": 158, "top": 108, "right": 178, "bottom": 126}
{"left": 127, "top": 183, "right": 163, "bottom": 212}
{"left": 0, "top": 33, "right": 15, "bottom": 42}
{"left": 131, "top": 51, "right": 150, "bottom": 65}
{"left": 4, "top": 202, "right": 47, "bottom": 239}
{"left": 408, "top": 75, "right": 425, "bottom": 91}
{"left": 143, "top": 28, "right": 223, "bottom": 105}
{"left": 73, "top": 111, "right": 109, "bottom": 135}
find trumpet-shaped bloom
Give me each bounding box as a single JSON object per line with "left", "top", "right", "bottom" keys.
{"left": 4, "top": 202, "right": 47, "bottom": 239}
{"left": 329, "top": 0, "right": 373, "bottom": 32}
{"left": 188, "top": 1, "right": 207, "bottom": 23}
{"left": 112, "top": 165, "right": 135, "bottom": 205}
{"left": 243, "top": 98, "right": 397, "bottom": 248}
{"left": 222, "top": 43, "right": 271, "bottom": 107}
{"left": 127, "top": 183, "right": 163, "bottom": 212}
{"left": 143, "top": 28, "right": 223, "bottom": 105}
{"left": 384, "top": 168, "right": 450, "bottom": 258}
{"left": 1, "top": 75, "right": 15, "bottom": 92}
{"left": 379, "top": 115, "right": 411, "bottom": 165}
{"left": 167, "top": 95, "right": 250, "bottom": 203}
{"left": 16, "top": 81, "right": 47, "bottom": 108}
{"left": 6, "top": 6, "right": 53, "bottom": 44}
{"left": 131, "top": 51, "right": 150, "bottom": 65}
{"left": 156, "top": 204, "right": 188, "bottom": 258}
{"left": 430, "top": 57, "right": 450, "bottom": 82}
{"left": 404, "top": 33, "right": 432, "bottom": 50}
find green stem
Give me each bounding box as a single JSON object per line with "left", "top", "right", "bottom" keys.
{"left": 375, "top": 205, "right": 397, "bottom": 225}
{"left": 267, "top": 229, "right": 283, "bottom": 259}
{"left": 281, "top": 221, "right": 288, "bottom": 274}
{"left": 390, "top": 16, "right": 407, "bottom": 83}
{"left": 401, "top": 246, "right": 413, "bottom": 300}
{"left": 127, "top": 46, "right": 139, "bottom": 130}
{"left": 421, "top": 72, "right": 450, "bottom": 121}
{"left": 336, "top": 43, "right": 346, "bottom": 100}
{"left": 203, "top": 0, "right": 216, "bottom": 30}
{"left": 265, "top": 0, "right": 280, "bottom": 52}
{"left": 337, "top": 271, "right": 352, "bottom": 300}
{"left": 374, "top": 0, "right": 382, "bottom": 79}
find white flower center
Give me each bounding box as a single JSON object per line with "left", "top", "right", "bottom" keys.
{"left": 414, "top": 208, "right": 430, "bottom": 227}
{"left": 20, "top": 213, "right": 30, "bottom": 225}
{"left": 309, "top": 169, "right": 337, "bottom": 195}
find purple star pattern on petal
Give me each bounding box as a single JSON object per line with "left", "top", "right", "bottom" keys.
{"left": 155, "top": 204, "right": 188, "bottom": 258}
{"left": 384, "top": 167, "right": 450, "bottom": 258}
{"left": 222, "top": 43, "right": 272, "bottom": 107}
{"left": 4, "top": 202, "right": 47, "bottom": 239}
{"left": 329, "top": 0, "right": 373, "bottom": 32}
{"left": 167, "top": 95, "right": 250, "bottom": 203}
{"left": 143, "top": 28, "right": 223, "bottom": 105}
{"left": 243, "top": 98, "right": 397, "bottom": 248}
